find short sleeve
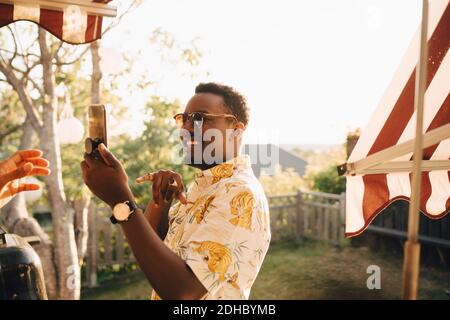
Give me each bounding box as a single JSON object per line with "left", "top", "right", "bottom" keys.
{"left": 183, "top": 185, "right": 270, "bottom": 299}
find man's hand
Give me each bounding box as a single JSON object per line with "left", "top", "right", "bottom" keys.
{"left": 137, "top": 170, "right": 187, "bottom": 206}
{"left": 81, "top": 144, "right": 207, "bottom": 299}
{"left": 80, "top": 143, "right": 134, "bottom": 209}
{"left": 0, "top": 149, "right": 50, "bottom": 208}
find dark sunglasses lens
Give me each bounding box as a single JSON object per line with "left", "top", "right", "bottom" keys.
{"left": 192, "top": 112, "right": 203, "bottom": 123}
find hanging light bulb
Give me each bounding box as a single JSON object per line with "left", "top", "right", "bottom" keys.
{"left": 57, "top": 88, "right": 84, "bottom": 145}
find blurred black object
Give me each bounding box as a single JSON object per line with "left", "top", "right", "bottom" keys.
{"left": 85, "top": 137, "right": 103, "bottom": 155}
{"left": 0, "top": 225, "right": 47, "bottom": 300}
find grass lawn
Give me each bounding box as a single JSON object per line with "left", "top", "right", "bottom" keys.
{"left": 81, "top": 240, "right": 450, "bottom": 300}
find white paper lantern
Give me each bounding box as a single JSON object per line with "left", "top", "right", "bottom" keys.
{"left": 57, "top": 117, "right": 84, "bottom": 144}
{"left": 24, "top": 176, "right": 43, "bottom": 204}
{"left": 55, "top": 83, "right": 66, "bottom": 98}
{"left": 57, "top": 91, "right": 84, "bottom": 144}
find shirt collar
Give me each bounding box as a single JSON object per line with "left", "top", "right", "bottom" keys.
{"left": 194, "top": 154, "right": 252, "bottom": 188}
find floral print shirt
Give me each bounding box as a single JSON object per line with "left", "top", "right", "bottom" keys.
{"left": 151, "top": 154, "right": 271, "bottom": 300}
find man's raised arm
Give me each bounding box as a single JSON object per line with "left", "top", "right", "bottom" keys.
{"left": 80, "top": 144, "right": 205, "bottom": 300}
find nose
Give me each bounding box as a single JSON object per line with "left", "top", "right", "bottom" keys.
{"left": 179, "top": 123, "right": 194, "bottom": 142}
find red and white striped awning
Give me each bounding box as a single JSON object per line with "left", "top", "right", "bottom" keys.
{"left": 0, "top": 0, "right": 116, "bottom": 44}
{"left": 343, "top": 0, "right": 450, "bottom": 237}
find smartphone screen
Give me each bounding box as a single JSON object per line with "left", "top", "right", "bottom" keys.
{"left": 88, "top": 105, "right": 107, "bottom": 146}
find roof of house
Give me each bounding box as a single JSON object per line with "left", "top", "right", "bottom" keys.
{"left": 242, "top": 144, "right": 308, "bottom": 177}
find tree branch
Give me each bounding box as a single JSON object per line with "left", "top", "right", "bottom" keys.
{"left": 53, "top": 0, "right": 141, "bottom": 67}
{"left": 26, "top": 77, "right": 44, "bottom": 98}
{"left": 55, "top": 44, "right": 90, "bottom": 66}
{"left": 0, "top": 48, "right": 40, "bottom": 60}
{"left": 0, "top": 123, "right": 21, "bottom": 144}
{"left": 0, "top": 58, "right": 43, "bottom": 133}
{"left": 6, "top": 26, "right": 18, "bottom": 66}
{"left": 102, "top": 0, "right": 140, "bottom": 36}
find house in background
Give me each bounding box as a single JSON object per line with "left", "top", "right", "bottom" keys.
{"left": 242, "top": 144, "right": 308, "bottom": 177}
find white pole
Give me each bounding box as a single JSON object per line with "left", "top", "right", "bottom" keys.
{"left": 401, "top": 0, "right": 428, "bottom": 300}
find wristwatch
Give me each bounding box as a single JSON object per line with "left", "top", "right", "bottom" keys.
{"left": 110, "top": 200, "right": 138, "bottom": 224}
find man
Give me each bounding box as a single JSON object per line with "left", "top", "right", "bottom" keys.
{"left": 81, "top": 83, "right": 271, "bottom": 300}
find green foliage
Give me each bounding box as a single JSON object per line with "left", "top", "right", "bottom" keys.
{"left": 293, "top": 145, "right": 347, "bottom": 195}
{"left": 305, "top": 164, "right": 345, "bottom": 194}
{"left": 111, "top": 97, "right": 195, "bottom": 205}
{"left": 259, "top": 165, "right": 303, "bottom": 196}
{"left": 292, "top": 146, "right": 346, "bottom": 173}
{"left": 0, "top": 86, "right": 26, "bottom": 155}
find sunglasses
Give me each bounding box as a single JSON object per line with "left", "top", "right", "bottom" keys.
{"left": 173, "top": 112, "right": 238, "bottom": 128}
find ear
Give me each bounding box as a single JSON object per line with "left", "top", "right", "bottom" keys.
{"left": 233, "top": 122, "right": 245, "bottom": 138}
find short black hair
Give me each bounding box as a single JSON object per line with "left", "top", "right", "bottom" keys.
{"left": 195, "top": 82, "right": 249, "bottom": 127}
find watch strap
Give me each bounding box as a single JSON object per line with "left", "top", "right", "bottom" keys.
{"left": 125, "top": 200, "right": 138, "bottom": 213}
{"left": 110, "top": 215, "right": 119, "bottom": 224}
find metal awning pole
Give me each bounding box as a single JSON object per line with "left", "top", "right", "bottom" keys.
{"left": 401, "top": 0, "right": 428, "bottom": 301}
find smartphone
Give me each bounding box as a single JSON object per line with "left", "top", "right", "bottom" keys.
{"left": 85, "top": 104, "right": 107, "bottom": 155}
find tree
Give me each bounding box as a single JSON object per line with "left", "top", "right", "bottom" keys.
{"left": 1, "top": 25, "right": 80, "bottom": 299}
{"left": 305, "top": 164, "right": 346, "bottom": 194}
{"left": 0, "top": 1, "right": 142, "bottom": 299}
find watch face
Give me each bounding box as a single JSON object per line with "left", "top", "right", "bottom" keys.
{"left": 113, "top": 203, "right": 130, "bottom": 221}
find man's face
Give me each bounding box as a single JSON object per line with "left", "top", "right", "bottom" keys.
{"left": 180, "top": 93, "right": 239, "bottom": 169}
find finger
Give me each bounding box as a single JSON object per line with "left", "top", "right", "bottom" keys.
{"left": 164, "top": 178, "right": 178, "bottom": 203}
{"left": 172, "top": 175, "right": 187, "bottom": 204}
{"left": 80, "top": 161, "right": 89, "bottom": 182}
{"left": 83, "top": 153, "right": 99, "bottom": 168}
{"left": 2, "top": 162, "right": 33, "bottom": 182}
{"left": 22, "top": 157, "right": 50, "bottom": 168}
{"left": 98, "top": 143, "right": 119, "bottom": 167}
{"left": 29, "top": 167, "right": 51, "bottom": 177}
{"left": 11, "top": 150, "right": 43, "bottom": 164}
{"left": 160, "top": 175, "right": 172, "bottom": 193}
{"left": 177, "top": 191, "right": 188, "bottom": 205}
{"left": 136, "top": 172, "right": 154, "bottom": 184}
{"left": 152, "top": 173, "right": 162, "bottom": 206}
{"left": 13, "top": 183, "right": 40, "bottom": 194}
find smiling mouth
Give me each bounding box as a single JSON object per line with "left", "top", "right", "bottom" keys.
{"left": 181, "top": 139, "right": 201, "bottom": 148}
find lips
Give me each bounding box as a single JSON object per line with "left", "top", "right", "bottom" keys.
{"left": 187, "top": 140, "right": 199, "bottom": 145}
{"left": 181, "top": 138, "right": 201, "bottom": 149}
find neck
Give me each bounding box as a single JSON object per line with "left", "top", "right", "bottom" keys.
{"left": 188, "top": 151, "right": 241, "bottom": 171}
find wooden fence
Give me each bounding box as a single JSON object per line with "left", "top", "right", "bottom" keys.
{"left": 269, "top": 190, "right": 346, "bottom": 245}
{"left": 82, "top": 189, "right": 346, "bottom": 287}
{"left": 84, "top": 205, "right": 136, "bottom": 287}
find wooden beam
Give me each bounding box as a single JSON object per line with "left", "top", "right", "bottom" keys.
{"left": 350, "top": 160, "right": 450, "bottom": 175}
{"left": 337, "top": 123, "right": 450, "bottom": 176}
{"left": 0, "top": 0, "right": 117, "bottom": 17}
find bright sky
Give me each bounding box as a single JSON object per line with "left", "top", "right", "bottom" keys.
{"left": 100, "top": 0, "right": 422, "bottom": 146}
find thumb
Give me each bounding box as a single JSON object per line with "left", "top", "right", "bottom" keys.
{"left": 3, "top": 162, "right": 33, "bottom": 182}
{"left": 178, "top": 191, "right": 188, "bottom": 205}
{"left": 98, "top": 143, "right": 119, "bottom": 167}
